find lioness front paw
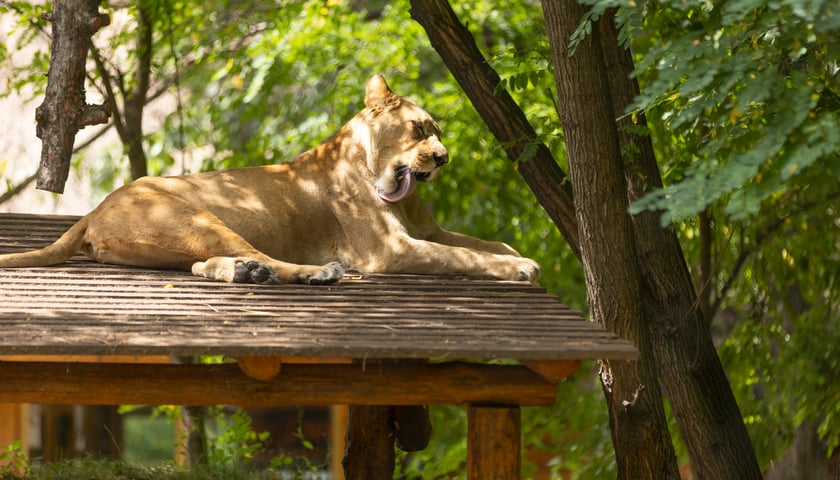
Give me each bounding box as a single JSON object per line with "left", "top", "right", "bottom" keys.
{"left": 233, "top": 260, "right": 277, "bottom": 284}
{"left": 490, "top": 256, "right": 541, "bottom": 282}
{"left": 515, "top": 257, "right": 541, "bottom": 282}
{"left": 298, "top": 260, "right": 347, "bottom": 285}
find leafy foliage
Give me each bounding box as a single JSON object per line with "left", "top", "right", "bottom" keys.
{"left": 618, "top": 0, "right": 840, "bottom": 224}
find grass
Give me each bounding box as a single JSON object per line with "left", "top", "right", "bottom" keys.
{"left": 2, "top": 458, "right": 259, "bottom": 480}
{"left": 0, "top": 457, "right": 328, "bottom": 480}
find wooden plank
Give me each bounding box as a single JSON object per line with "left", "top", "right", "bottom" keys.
{"left": 468, "top": 406, "right": 521, "bottom": 480}
{"left": 0, "top": 361, "right": 558, "bottom": 407}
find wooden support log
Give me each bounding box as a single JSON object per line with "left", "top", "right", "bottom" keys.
{"left": 468, "top": 406, "right": 521, "bottom": 480}
{"left": 35, "top": 0, "right": 110, "bottom": 193}
{"left": 237, "top": 356, "right": 282, "bottom": 381}
{"left": 329, "top": 405, "right": 348, "bottom": 480}
{"left": 393, "top": 405, "right": 432, "bottom": 451}
{"left": 342, "top": 406, "right": 395, "bottom": 480}
{"left": 0, "top": 361, "right": 557, "bottom": 407}
{"left": 0, "top": 403, "right": 28, "bottom": 471}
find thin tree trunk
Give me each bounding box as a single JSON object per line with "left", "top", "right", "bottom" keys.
{"left": 541, "top": 2, "right": 680, "bottom": 478}
{"left": 123, "top": 1, "right": 153, "bottom": 180}
{"left": 408, "top": 0, "right": 580, "bottom": 257}
{"left": 89, "top": 0, "right": 153, "bottom": 180}
{"left": 596, "top": 10, "right": 763, "bottom": 480}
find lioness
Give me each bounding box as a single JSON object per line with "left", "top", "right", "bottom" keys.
{"left": 0, "top": 75, "right": 540, "bottom": 285}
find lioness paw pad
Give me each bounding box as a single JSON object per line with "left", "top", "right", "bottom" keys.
{"left": 233, "top": 260, "right": 276, "bottom": 284}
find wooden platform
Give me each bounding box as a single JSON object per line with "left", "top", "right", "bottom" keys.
{"left": 0, "top": 213, "right": 636, "bottom": 478}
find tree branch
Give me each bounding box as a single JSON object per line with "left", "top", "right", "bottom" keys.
{"left": 710, "top": 189, "right": 840, "bottom": 317}
{"left": 0, "top": 174, "right": 37, "bottom": 205}
{"left": 35, "top": 0, "right": 111, "bottom": 193}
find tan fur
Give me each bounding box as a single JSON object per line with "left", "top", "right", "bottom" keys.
{"left": 0, "top": 75, "right": 540, "bottom": 285}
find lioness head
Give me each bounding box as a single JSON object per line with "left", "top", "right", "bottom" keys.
{"left": 358, "top": 75, "right": 449, "bottom": 203}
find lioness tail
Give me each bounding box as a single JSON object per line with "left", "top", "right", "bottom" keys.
{"left": 0, "top": 217, "right": 88, "bottom": 267}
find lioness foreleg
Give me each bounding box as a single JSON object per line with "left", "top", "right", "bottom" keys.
{"left": 191, "top": 256, "right": 345, "bottom": 285}
{"left": 382, "top": 236, "right": 540, "bottom": 281}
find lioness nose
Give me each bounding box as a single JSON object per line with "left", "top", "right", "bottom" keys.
{"left": 433, "top": 152, "right": 448, "bottom": 167}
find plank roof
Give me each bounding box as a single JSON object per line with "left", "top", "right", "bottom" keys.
{"left": 0, "top": 213, "right": 637, "bottom": 361}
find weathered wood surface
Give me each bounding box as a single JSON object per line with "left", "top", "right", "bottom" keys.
{"left": 0, "top": 214, "right": 637, "bottom": 361}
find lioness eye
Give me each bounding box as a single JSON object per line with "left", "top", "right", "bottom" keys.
{"left": 412, "top": 121, "right": 425, "bottom": 138}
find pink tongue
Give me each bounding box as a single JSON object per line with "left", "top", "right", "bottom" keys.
{"left": 377, "top": 172, "right": 416, "bottom": 203}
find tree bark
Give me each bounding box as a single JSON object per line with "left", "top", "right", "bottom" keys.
{"left": 596, "top": 11, "right": 763, "bottom": 480}
{"left": 35, "top": 0, "right": 110, "bottom": 193}
{"left": 408, "top": 0, "right": 580, "bottom": 257}
{"left": 541, "top": 2, "right": 680, "bottom": 478}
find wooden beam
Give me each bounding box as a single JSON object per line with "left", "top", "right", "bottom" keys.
{"left": 0, "top": 355, "right": 170, "bottom": 364}
{"left": 0, "top": 361, "right": 557, "bottom": 407}
{"left": 468, "top": 406, "right": 521, "bottom": 480}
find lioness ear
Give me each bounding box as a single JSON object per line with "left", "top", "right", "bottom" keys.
{"left": 365, "top": 74, "right": 396, "bottom": 109}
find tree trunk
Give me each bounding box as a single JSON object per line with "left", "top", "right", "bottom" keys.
{"left": 596, "top": 10, "right": 763, "bottom": 480}
{"left": 89, "top": 0, "right": 153, "bottom": 180}
{"left": 540, "top": 2, "right": 680, "bottom": 478}
{"left": 123, "top": 0, "right": 153, "bottom": 180}
{"left": 178, "top": 405, "right": 207, "bottom": 465}
{"left": 35, "top": 0, "right": 110, "bottom": 193}
{"left": 408, "top": 0, "right": 580, "bottom": 257}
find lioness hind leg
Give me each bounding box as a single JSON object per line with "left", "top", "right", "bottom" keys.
{"left": 80, "top": 188, "right": 344, "bottom": 284}
{"left": 192, "top": 257, "right": 346, "bottom": 285}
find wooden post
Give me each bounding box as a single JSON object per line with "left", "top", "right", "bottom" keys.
{"left": 329, "top": 405, "right": 348, "bottom": 480}
{"left": 342, "top": 406, "right": 395, "bottom": 480}
{"left": 42, "top": 405, "right": 76, "bottom": 461}
{"left": 0, "top": 403, "right": 28, "bottom": 468}
{"left": 35, "top": 0, "right": 110, "bottom": 193}
{"left": 467, "top": 406, "right": 521, "bottom": 480}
